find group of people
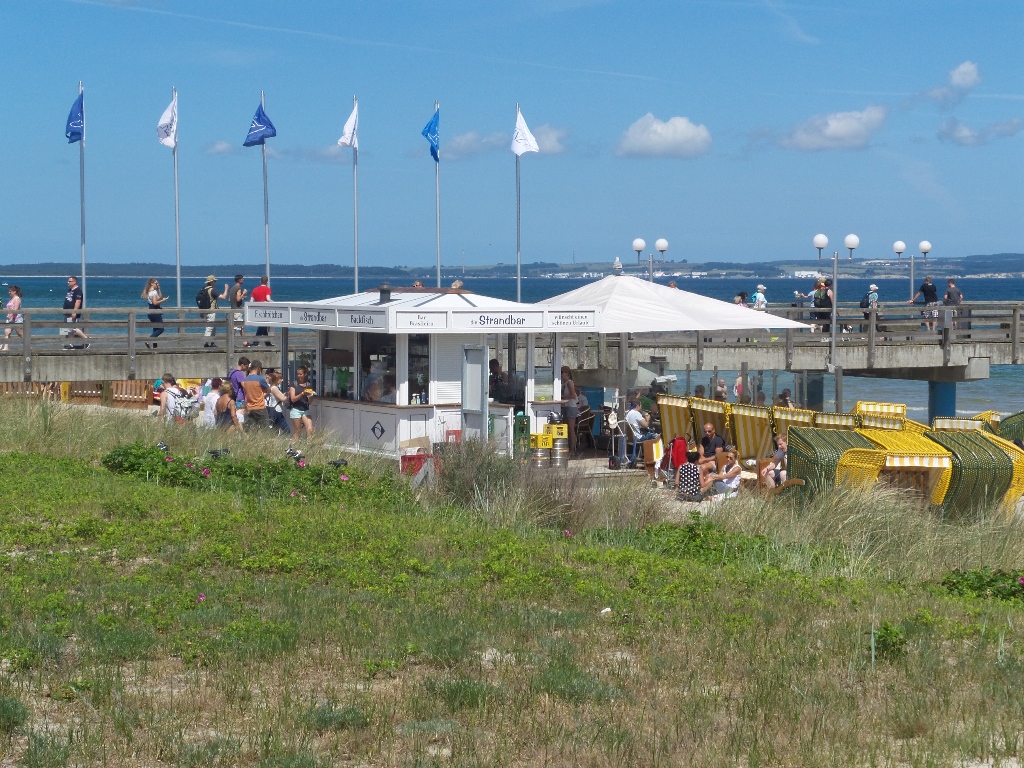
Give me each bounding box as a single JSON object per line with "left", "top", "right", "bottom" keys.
{"left": 157, "top": 356, "right": 315, "bottom": 439}
{"left": 195, "top": 274, "right": 273, "bottom": 347}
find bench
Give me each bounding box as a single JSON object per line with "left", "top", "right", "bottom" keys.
{"left": 68, "top": 381, "right": 102, "bottom": 405}
{"left": 111, "top": 380, "right": 151, "bottom": 409}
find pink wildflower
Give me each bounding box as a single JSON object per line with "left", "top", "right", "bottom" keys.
{"left": 339, "top": 474, "right": 350, "bottom": 481}
{"left": 165, "top": 456, "right": 174, "bottom": 462}
{"left": 197, "top": 593, "right": 206, "bottom": 603}
{"left": 290, "top": 490, "right": 298, "bottom": 497}
{"left": 298, "top": 460, "right": 306, "bottom": 468}
{"left": 563, "top": 530, "right": 573, "bottom": 538}
{"left": 185, "top": 462, "right": 194, "bottom": 469}
{"left": 1019, "top": 577, "right": 1024, "bottom": 585}
{"left": 201, "top": 468, "right": 211, "bottom": 478}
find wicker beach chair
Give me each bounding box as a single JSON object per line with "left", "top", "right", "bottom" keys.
{"left": 786, "top": 427, "right": 876, "bottom": 495}
{"left": 730, "top": 403, "right": 774, "bottom": 462}
{"left": 997, "top": 411, "right": 1024, "bottom": 443}
{"left": 931, "top": 417, "right": 992, "bottom": 433}
{"left": 979, "top": 433, "right": 1024, "bottom": 517}
{"left": 925, "top": 430, "right": 1014, "bottom": 516}
{"left": 771, "top": 406, "right": 816, "bottom": 440}
{"left": 973, "top": 410, "right": 1002, "bottom": 432}
{"left": 854, "top": 401, "right": 907, "bottom": 418}
{"left": 856, "top": 428, "right": 954, "bottom": 506}
{"left": 688, "top": 397, "right": 731, "bottom": 446}
{"left": 813, "top": 411, "right": 862, "bottom": 431}
{"left": 657, "top": 395, "right": 693, "bottom": 443}
{"left": 859, "top": 413, "right": 906, "bottom": 431}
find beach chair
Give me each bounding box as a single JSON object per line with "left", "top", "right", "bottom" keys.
{"left": 813, "top": 411, "right": 861, "bottom": 431}
{"left": 771, "top": 406, "right": 815, "bottom": 440}
{"left": 931, "top": 417, "right": 991, "bottom": 432}
{"left": 730, "top": 403, "right": 774, "bottom": 463}
{"left": 972, "top": 410, "right": 1002, "bottom": 432}
{"left": 787, "top": 427, "right": 877, "bottom": 495}
{"left": 657, "top": 395, "right": 693, "bottom": 443}
{"left": 925, "top": 430, "right": 1014, "bottom": 516}
{"left": 998, "top": 410, "right": 1024, "bottom": 443}
{"left": 979, "top": 433, "right": 1024, "bottom": 517}
{"left": 854, "top": 401, "right": 907, "bottom": 418}
{"left": 688, "top": 397, "right": 730, "bottom": 446}
{"left": 856, "top": 428, "right": 954, "bottom": 507}
{"left": 859, "top": 413, "right": 906, "bottom": 431}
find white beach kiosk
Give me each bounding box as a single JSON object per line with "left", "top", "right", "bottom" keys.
{"left": 247, "top": 283, "right": 598, "bottom": 457}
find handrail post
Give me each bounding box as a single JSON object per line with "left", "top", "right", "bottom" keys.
{"left": 22, "top": 311, "right": 32, "bottom": 382}
{"left": 695, "top": 331, "right": 704, "bottom": 370}
{"left": 226, "top": 310, "right": 235, "bottom": 359}
{"left": 867, "top": 308, "right": 876, "bottom": 368}
{"left": 785, "top": 329, "right": 793, "bottom": 370}
{"left": 127, "top": 313, "right": 137, "bottom": 379}
{"left": 1013, "top": 306, "right": 1020, "bottom": 364}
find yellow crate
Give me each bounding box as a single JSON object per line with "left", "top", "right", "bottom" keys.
{"left": 543, "top": 424, "right": 569, "bottom": 439}
{"left": 530, "top": 433, "right": 554, "bottom": 449}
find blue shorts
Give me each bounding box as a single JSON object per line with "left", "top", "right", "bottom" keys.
{"left": 289, "top": 407, "right": 309, "bottom": 420}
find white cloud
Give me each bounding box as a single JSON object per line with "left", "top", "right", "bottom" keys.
{"left": 533, "top": 124, "right": 568, "bottom": 154}
{"left": 445, "top": 131, "right": 506, "bottom": 160}
{"left": 937, "top": 116, "right": 1022, "bottom": 146}
{"left": 779, "top": 105, "right": 887, "bottom": 151}
{"left": 617, "top": 113, "right": 712, "bottom": 158}
{"left": 926, "top": 60, "right": 981, "bottom": 107}
{"left": 204, "top": 140, "right": 236, "bottom": 155}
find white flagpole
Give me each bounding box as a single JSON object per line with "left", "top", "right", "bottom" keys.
{"left": 434, "top": 99, "right": 441, "bottom": 288}
{"left": 78, "top": 81, "right": 87, "bottom": 306}
{"left": 261, "top": 90, "right": 271, "bottom": 282}
{"left": 515, "top": 103, "right": 522, "bottom": 303}
{"left": 352, "top": 95, "right": 359, "bottom": 293}
{"left": 172, "top": 86, "right": 181, "bottom": 308}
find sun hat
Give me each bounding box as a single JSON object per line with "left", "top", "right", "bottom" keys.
{"left": 756, "top": 284, "right": 766, "bottom": 291}
{"left": 206, "top": 274, "right": 216, "bottom": 283}
{"left": 869, "top": 284, "right": 878, "bottom": 291}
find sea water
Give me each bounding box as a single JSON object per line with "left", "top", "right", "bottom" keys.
{"left": 3, "top": 273, "right": 1022, "bottom": 417}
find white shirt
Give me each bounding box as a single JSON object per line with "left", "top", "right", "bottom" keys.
{"left": 752, "top": 291, "right": 767, "bottom": 309}
{"left": 625, "top": 408, "right": 647, "bottom": 436}
{"left": 201, "top": 391, "right": 219, "bottom": 427}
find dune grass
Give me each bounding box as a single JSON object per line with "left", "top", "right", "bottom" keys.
{"left": 2, "top": 399, "right": 1024, "bottom": 766}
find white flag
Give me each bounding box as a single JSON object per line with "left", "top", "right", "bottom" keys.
{"left": 157, "top": 93, "right": 177, "bottom": 149}
{"left": 511, "top": 107, "right": 539, "bottom": 156}
{"left": 337, "top": 103, "right": 358, "bottom": 150}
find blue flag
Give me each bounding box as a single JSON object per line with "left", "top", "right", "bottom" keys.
{"left": 421, "top": 107, "right": 439, "bottom": 162}
{"left": 65, "top": 92, "right": 84, "bottom": 144}
{"left": 243, "top": 103, "right": 277, "bottom": 147}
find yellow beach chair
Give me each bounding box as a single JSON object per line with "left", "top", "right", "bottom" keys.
{"left": 688, "top": 397, "right": 731, "bottom": 446}
{"left": 813, "top": 411, "right": 861, "bottom": 431}
{"left": 772, "top": 406, "right": 815, "bottom": 439}
{"left": 856, "top": 428, "right": 953, "bottom": 506}
{"left": 730, "top": 403, "right": 774, "bottom": 462}
{"left": 657, "top": 395, "right": 693, "bottom": 443}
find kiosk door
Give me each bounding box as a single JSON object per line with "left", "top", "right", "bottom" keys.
{"left": 461, "top": 345, "right": 490, "bottom": 441}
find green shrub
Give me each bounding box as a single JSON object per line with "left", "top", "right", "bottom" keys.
{"left": 872, "top": 621, "right": 907, "bottom": 663}
{"left": 302, "top": 702, "right": 370, "bottom": 732}
{"left": 941, "top": 568, "right": 1024, "bottom": 601}
{"left": 0, "top": 695, "right": 28, "bottom": 735}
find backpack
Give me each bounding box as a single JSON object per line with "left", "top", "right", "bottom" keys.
{"left": 196, "top": 286, "right": 212, "bottom": 310}
{"left": 859, "top": 293, "right": 871, "bottom": 309}
{"left": 812, "top": 288, "right": 825, "bottom": 308}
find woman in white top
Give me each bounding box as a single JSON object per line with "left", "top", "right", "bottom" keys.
{"left": 700, "top": 449, "right": 742, "bottom": 495}
{"left": 142, "top": 278, "right": 169, "bottom": 349}
{"left": 200, "top": 377, "right": 223, "bottom": 428}
{"left": 560, "top": 366, "right": 579, "bottom": 453}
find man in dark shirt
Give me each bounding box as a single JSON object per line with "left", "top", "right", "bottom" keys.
{"left": 697, "top": 422, "right": 725, "bottom": 482}
{"left": 62, "top": 276, "right": 89, "bottom": 348}
{"left": 229, "top": 274, "right": 247, "bottom": 345}
{"left": 910, "top": 276, "right": 940, "bottom": 331}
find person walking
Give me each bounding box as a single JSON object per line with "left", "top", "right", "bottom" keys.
{"left": 142, "top": 278, "right": 169, "bottom": 348}
{"left": 287, "top": 364, "right": 315, "bottom": 440}
{"left": 944, "top": 278, "right": 964, "bottom": 330}
{"left": 199, "top": 275, "right": 229, "bottom": 346}
{"left": 751, "top": 284, "right": 768, "bottom": 309}
{"left": 910, "top": 275, "right": 940, "bottom": 331}
{"left": 251, "top": 275, "right": 272, "bottom": 346}
{"left": 240, "top": 360, "right": 271, "bottom": 430}
{"left": 62, "top": 276, "right": 88, "bottom": 349}
{"left": 2, "top": 285, "right": 23, "bottom": 351}
{"left": 229, "top": 275, "right": 248, "bottom": 345}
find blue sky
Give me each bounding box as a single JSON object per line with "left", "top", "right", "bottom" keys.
{"left": 0, "top": 0, "right": 1021, "bottom": 268}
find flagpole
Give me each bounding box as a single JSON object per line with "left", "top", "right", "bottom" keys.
{"left": 172, "top": 87, "right": 182, "bottom": 308}
{"left": 515, "top": 104, "right": 522, "bottom": 303}
{"left": 352, "top": 95, "right": 359, "bottom": 293}
{"left": 78, "top": 81, "right": 87, "bottom": 306}
{"left": 261, "top": 90, "right": 271, "bottom": 282}
{"left": 434, "top": 100, "right": 441, "bottom": 289}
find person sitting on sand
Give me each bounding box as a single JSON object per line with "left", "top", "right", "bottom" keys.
{"left": 700, "top": 448, "right": 741, "bottom": 495}
{"left": 761, "top": 434, "right": 788, "bottom": 489}
{"left": 697, "top": 422, "right": 726, "bottom": 480}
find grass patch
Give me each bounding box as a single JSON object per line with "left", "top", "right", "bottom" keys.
{"left": 5, "top": 399, "right": 1024, "bottom": 765}
{"left": 0, "top": 696, "right": 28, "bottom": 736}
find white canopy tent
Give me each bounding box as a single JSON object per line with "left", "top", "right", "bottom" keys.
{"left": 539, "top": 274, "right": 808, "bottom": 332}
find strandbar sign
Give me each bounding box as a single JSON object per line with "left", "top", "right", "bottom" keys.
{"left": 247, "top": 303, "right": 597, "bottom": 333}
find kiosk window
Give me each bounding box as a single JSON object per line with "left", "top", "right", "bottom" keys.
{"left": 408, "top": 334, "right": 430, "bottom": 404}
{"left": 360, "top": 334, "right": 397, "bottom": 403}
{"left": 323, "top": 331, "right": 356, "bottom": 399}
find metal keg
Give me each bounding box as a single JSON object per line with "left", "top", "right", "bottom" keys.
{"left": 550, "top": 437, "right": 569, "bottom": 468}
{"left": 529, "top": 447, "right": 551, "bottom": 469}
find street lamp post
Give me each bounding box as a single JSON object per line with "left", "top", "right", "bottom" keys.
{"left": 654, "top": 238, "right": 668, "bottom": 284}
{"left": 814, "top": 234, "right": 856, "bottom": 365}
{"left": 893, "top": 241, "right": 907, "bottom": 299}
{"left": 632, "top": 239, "right": 646, "bottom": 275}
{"left": 918, "top": 241, "right": 931, "bottom": 295}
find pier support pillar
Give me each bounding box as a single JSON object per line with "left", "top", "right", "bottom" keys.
{"left": 805, "top": 372, "right": 825, "bottom": 412}
{"left": 928, "top": 380, "right": 957, "bottom": 424}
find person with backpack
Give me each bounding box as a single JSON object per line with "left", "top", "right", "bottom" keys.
{"left": 198, "top": 275, "right": 229, "bottom": 346}
{"left": 860, "top": 284, "right": 878, "bottom": 334}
